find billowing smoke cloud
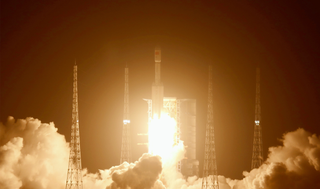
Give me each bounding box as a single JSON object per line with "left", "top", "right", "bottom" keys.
{"left": 1, "top": 117, "right": 319, "bottom": 189}
{"left": 0, "top": 117, "right": 69, "bottom": 189}
{"left": 107, "top": 154, "right": 162, "bottom": 189}
{"left": 149, "top": 127, "right": 320, "bottom": 189}
{"left": 81, "top": 168, "right": 112, "bottom": 189}
{"left": 0, "top": 117, "right": 163, "bottom": 189}
{"left": 229, "top": 128, "right": 320, "bottom": 189}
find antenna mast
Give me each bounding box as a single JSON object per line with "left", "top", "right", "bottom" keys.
{"left": 120, "top": 65, "right": 132, "bottom": 163}
{"left": 251, "top": 67, "right": 263, "bottom": 169}
{"left": 202, "top": 65, "right": 219, "bottom": 189}
{"left": 66, "top": 63, "right": 83, "bottom": 189}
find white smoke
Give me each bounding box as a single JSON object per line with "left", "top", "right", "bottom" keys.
{"left": 82, "top": 168, "right": 112, "bottom": 189}
{"left": 0, "top": 137, "right": 23, "bottom": 188}
{"left": 0, "top": 117, "right": 69, "bottom": 189}
{"left": 107, "top": 154, "right": 162, "bottom": 189}
{"left": 149, "top": 127, "right": 320, "bottom": 189}
{"left": 0, "top": 117, "right": 164, "bottom": 189}
{"left": 1, "top": 117, "right": 319, "bottom": 189}
{"left": 229, "top": 128, "right": 320, "bottom": 189}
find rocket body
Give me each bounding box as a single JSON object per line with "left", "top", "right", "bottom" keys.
{"left": 152, "top": 46, "right": 164, "bottom": 119}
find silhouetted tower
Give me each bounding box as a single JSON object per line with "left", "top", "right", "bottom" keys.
{"left": 251, "top": 67, "right": 263, "bottom": 169}
{"left": 120, "top": 65, "right": 132, "bottom": 164}
{"left": 66, "top": 63, "right": 83, "bottom": 189}
{"left": 202, "top": 65, "right": 219, "bottom": 189}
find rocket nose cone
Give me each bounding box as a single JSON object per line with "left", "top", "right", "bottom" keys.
{"left": 155, "top": 46, "right": 161, "bottom": 62}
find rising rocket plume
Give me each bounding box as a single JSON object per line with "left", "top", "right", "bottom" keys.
{"left": 1, "top": 117, "right": 319, "bottom": 189}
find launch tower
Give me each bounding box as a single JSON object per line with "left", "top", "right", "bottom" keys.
{"left": 202, "top": 65, "right": 219, "bottom": 189}
{"left": 161, "top": 97, "right": 199, "bottom": 176}
{"left": 251, "top": 67, "right": 263, "bottom": 169}
{"left": 66, "top": 63, "right": 83, "bottom": 189}
{"left": 120, "top": 65, "right": 132, "bottom": 164}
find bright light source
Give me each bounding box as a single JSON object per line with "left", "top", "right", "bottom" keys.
{"left": 148, "top": 113, "right": 177, "bottom": 162}
{"left": 255, "top": 120, "right": 260, "bottom": 125}
{"left": 123, "top": 120, "right": 130, "bottom": 124}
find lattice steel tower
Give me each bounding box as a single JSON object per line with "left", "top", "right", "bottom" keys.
{"left": 251, "top": 67, "right": 263, "bottom": 169}
{"left": 120, "top": 65, "right": 132, "bottom": 164}
{"left": 202, "top": 65, "right": 219, "bottom": 189}
{"left": 66, "top": 63, "right": 83, "bottom": 189}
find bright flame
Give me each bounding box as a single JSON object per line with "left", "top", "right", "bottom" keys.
{"left": 148, "top": 113, "right": 177, "bottom": 162}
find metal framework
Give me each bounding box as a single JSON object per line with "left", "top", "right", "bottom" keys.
{"left": 176, "top": 99, "right": 182, "bottom": 172}
{"left": 120, "top": 66, "right": 132, "bottom": 164}
{"left": 144, "top": 99, "right": 152, "bottom": 131}
{"left": 251, "top": 67, "right": 263, "bottom": 169}
{"left": 163, "top": 97, "right": 177, "bottom": 118}
{"left": 202, "top": 65, "right": 219, "bottom": 189}
{"left": 163, "top": 97, "right": 182, "bottom": 172}
{"left": 66, "top": 63, "right": 83, "bottom": 189}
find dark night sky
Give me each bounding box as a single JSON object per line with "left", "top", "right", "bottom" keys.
{"left": 1, "top": 0, "right": 320, "bottom": 179}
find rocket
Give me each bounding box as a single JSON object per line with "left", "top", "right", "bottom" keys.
{"left": 152, "top": 46, "right": 164, "bottom": 119}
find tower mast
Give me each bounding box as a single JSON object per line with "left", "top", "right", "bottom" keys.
{"left": 202, "top": 65, "right": 219, "bottom": 189}
{"left": 66, "top": 63, "right": 83, "bottom": 189}
{"left": 120, "top": 65, "right": 132, "bottom": 164}
{"left": 251, "top": 67, "right": 263, "bottom": 169}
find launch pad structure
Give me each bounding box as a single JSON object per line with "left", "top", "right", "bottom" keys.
{"left": 65, "top": 63, "right": 83, "bottom": 189}
{"left": 251, "top": 67, "right": 263, "bottom": 169}
{"left": 202, "top": 65, "right": 219, "bottom": 189}
{"left": 63, "top": 46, "right": 263, "bottom": 189}
{"left": 120, "top": 65, "right": 132, "bottom": 164}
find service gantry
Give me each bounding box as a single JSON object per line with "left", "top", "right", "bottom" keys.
{"left": 66, "top": 63, "right": 83, "bottom": 189}
{"left": 202, "top": 65, "right": 219, "bottom": 189}
{"left": 120, "top": 65, "right": 132, "bottom": 164}
{"left": 251, "top": 67, "right": 263, "bottom": 169}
